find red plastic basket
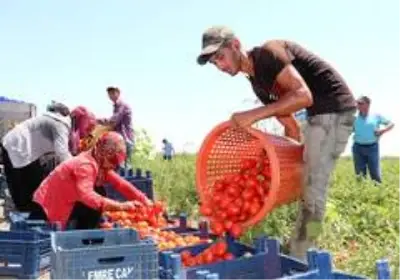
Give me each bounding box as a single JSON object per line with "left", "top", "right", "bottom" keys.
{"left": 196, "top": 118, "right": 304, "bottom": 229}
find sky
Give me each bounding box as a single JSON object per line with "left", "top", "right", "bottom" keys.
{"left": 1, "top": 0, "right": 399, "bottom": 155}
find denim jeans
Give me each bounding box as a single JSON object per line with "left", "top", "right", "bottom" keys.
{"left": 352, "top": 142, "right": 381, "bottom": 183}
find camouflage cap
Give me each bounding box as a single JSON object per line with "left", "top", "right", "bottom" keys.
{"left": 197, "top": 26, "right": 235, "bottom": 65}
{"left": 356, "top": 95, "right": 371, "bottom": 104}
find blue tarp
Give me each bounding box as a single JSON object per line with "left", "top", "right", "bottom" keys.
{"left": 0, "top": 96, "right": 27, "bottom": 104}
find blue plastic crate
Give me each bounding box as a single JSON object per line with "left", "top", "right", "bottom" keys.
{"left": 161, "top": 214, "right": 214, "bottom": 239}
{"left": 104, "top": 168, "right": 154, "bottom": 201}
{"left": 0, "top": 230, "right": 52, "bottom": 279}
{"left": 50, "top": 228, "right": 158, "bottom": 279}
{"left": 281, "top": 249, "right": 391, "bottom": 280}
{"left": 159, "top": 236, "right": 309, "bottom": 279}
{"left": 9, "top": 211, "right": 61, "bottom": 232}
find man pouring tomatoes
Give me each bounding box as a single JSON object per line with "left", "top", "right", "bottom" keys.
{"left": 196, "top": 26, "right": 356, "bottom": 261}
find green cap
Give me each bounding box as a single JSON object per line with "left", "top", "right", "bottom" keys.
{"left": 197, "top": 26, "right": 235, "bottom": 65}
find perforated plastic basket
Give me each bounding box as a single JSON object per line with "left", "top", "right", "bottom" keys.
{"left": 196, "top": 118, "right": 304, "bottom": 228}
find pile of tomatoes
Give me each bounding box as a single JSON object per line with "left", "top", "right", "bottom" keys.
{"left": 101, "top": 201, "right": 167, "bottom": 229}
{"left": 180, "top": 240, "right": 235, "bottom": 267}
{"left": 200, "top": 158, "right": 271, "bottom": 238}
{"left": 100, "top": 201, "right": 210, "bottom": 251}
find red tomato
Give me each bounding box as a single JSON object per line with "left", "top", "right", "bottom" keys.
{"left": 249, "top": 202, "right": 262, "bottom": 216}
{"left": 242, "top": 201, "right": 252, "bottom": 213}
{"left": 229, "top": 224, "right": 243, "bottom": 238}
{"left": 224, "top": 220, "right": 233, "bottom": 231}
{"left": 233, "top": 197, "right": 244, "bottom": 209}
{"left": 203, "top": 251, "right": 214, "bottom": 264}
{"left": 242, "top": 188, "right": 256, "bottom": 200}
{"left": 248, "top": 168, "right": 260, "bottom": 177}
{"left": 246, "top": 177, "right": 259, "bottom": 189}
{"left": 211, "top": 221, "right": 225, "bottom": 236}
{"left": 215, "top": 210, "right": 228, "bottom": 221}
{"left": 263, "top": 168, "right": 271, "bottom": 178}
{"left": 219, "top": 197, "right": 232, "bottom": 209}
{"left": 186, "top": 258, "right": 196, "bottom": 267}
{"left": 227, "top": 205, "right": 240, "bottom": 217}
{"left": 214, "top": 180, "right": 225, "bottom": 191}
{"left": 226, "top": 186, "right": 239, "bottom": 198}
{"left": 181, "top": 250, "right": 192, "bottom": 261}
{"left": 224, "top": 252, "right": 235, "bottom": 260}
{"left": 241, "top": 159, "right": 257, "bottom": 170}
{"left": 213, "top": 194, "right": 222, "bottom": 204}
{"left": 200, "top": 204, "right": 213, "bottom": 216}
{"left": 238, "top": 213, "right": 248, "bottom": 222}
{"left": 213, "top": 241, "right": 228, "bottom": 257}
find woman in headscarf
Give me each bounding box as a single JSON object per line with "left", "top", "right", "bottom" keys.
{"left": 69, "top": 106, "right": 97, "bottom": 156}
{"left": 30, "top": 131, "right": 151, "bottom": 230}
{"left": 1, "top": 102, "right": 96, "bottom": 213}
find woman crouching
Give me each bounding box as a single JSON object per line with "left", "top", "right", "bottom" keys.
{"left": 30, "top": 131, "right": 151, "bottom": 230}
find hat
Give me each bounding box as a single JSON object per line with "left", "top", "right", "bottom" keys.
{"left": 197, "top": 26, "right": 235, "bottom": 65}
{"left": 357, "top": 95, "right": 371, "bottom": 104}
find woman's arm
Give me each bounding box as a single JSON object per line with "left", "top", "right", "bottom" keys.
{"left": 74, "top": 163, "right": 134, "bottom": 211}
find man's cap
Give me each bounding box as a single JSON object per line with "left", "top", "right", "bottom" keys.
{"left": 357, "top": 95, "right": 371, "bottom": 104}
{"left": 197, "top": 26, "right": 235, "bottom": 65}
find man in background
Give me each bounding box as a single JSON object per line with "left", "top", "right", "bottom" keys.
{"left": 98, "top": 86, "right": 134, "bottom": 174}
{"left": 162, "top": 139, "right": 175, "bottom": 161}
{"left": 352, "top": 96, "right": 394, "bottom": 183}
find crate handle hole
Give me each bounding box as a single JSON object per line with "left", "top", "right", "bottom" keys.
{"left": 98, "top": 256, "right": 125, "bottom": 264}
{"left": 82, "top": 238, "right": 105, "bottom": 245}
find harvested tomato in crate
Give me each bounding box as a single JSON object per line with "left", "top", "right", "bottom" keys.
{"left": 196, "top": 118, "right": 304, "bottom": 237}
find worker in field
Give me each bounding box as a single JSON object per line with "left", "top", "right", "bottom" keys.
{"left": 98, "top": 86, "right": 134, "bottom": 176}
{"left": 352, "top": 96, "right": 394, "bottom": 183}
{"left": 196, "top": 26, "right": 357, "bottom": 261}
{"left": 162, "top": 139, "right": 175, "bottom": 161}
{"left": 31, "top": 131, "right": 152, "bottom": 230}
{"left": 1, "top": 102, "right": 96, "bottom": 213}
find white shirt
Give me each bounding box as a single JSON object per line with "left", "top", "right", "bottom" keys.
{"left": 2, "top": 112, "right": 72, "bottom": 168}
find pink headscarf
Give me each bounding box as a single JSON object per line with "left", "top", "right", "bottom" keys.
{"left": 69, "top": 106, "right": 96, "bottom": 155}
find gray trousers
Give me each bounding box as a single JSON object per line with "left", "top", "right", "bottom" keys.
{"left": 289, "top": 109, "right": 356, "bottom": 261}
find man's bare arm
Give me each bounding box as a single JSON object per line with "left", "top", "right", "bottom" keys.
{"left": 246, "top": 64, "right": 313, "bottom": 121}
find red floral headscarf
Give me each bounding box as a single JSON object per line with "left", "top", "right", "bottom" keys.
{"left": 93, "top": 131, "right": 126, "bottom": 171}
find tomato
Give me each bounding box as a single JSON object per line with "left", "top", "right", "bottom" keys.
{"left": 233, "top": 197, "right": 244, "bottom": 209}
{"left": 219, "top": 197, "right": 232, "bottom": 209}
{"left": 203, "top": 251, "right": 214, "bottom": 264}
{"left": 226, "top": 186, "right": 239, "bottom": 198}
{"left": 216, "top": 210, "right": 228, "bottom": 220}
{"left": 186, "top": 258, "right": 196, "bottom": 267}
{"left": 224, "top": 220, "right": 233, "bottom": 231}
{"left": 211, "top": 221, "right": 225, "bottom": 236}
{"left": 227, "top": 205, "right": 240, "bottom": 217}
{"left": 213, "top": 194, "right": 222, "bottom": 204}
{"left": 229, "top": 223, "right": 243, "bottom": 238}
{"left": 242, "top": 201, "right": 252, "bottom": 213}
{"left": 214, "top": 180, "right": 225, "bottom": 191}
{"left": 200, "top": 204, "right": 213, "bottom": 216}
{"left": 213, "top": 241, "right": 228, "bottom": 257}
{"left": 255, "top": 185, "right": 264, "bottom": 197}
{"left": 248, "top": 167, "right": 260, "bottom": 177}
{"left": 224, "top": 252, "right": 235, "bottom": 260}
{"left": 263, "top": 168, "right": 271, "bottom": 178}
{"left": 246, "top": 177, "right": 259, "bottom": 189}
{"left": 249, "top": 202, "right": 262, "bottom": 216}
{"left": 241, "top": 159, "right": 257, "bottom": 170}
{"left": 238, "top": 213, "right": 248, "bottom": 222}
{"left": 242, "top": 188, "right": 256, "bottom": 200}
{"left": 231, "top": 174, "right": 242, "bottom": 183}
